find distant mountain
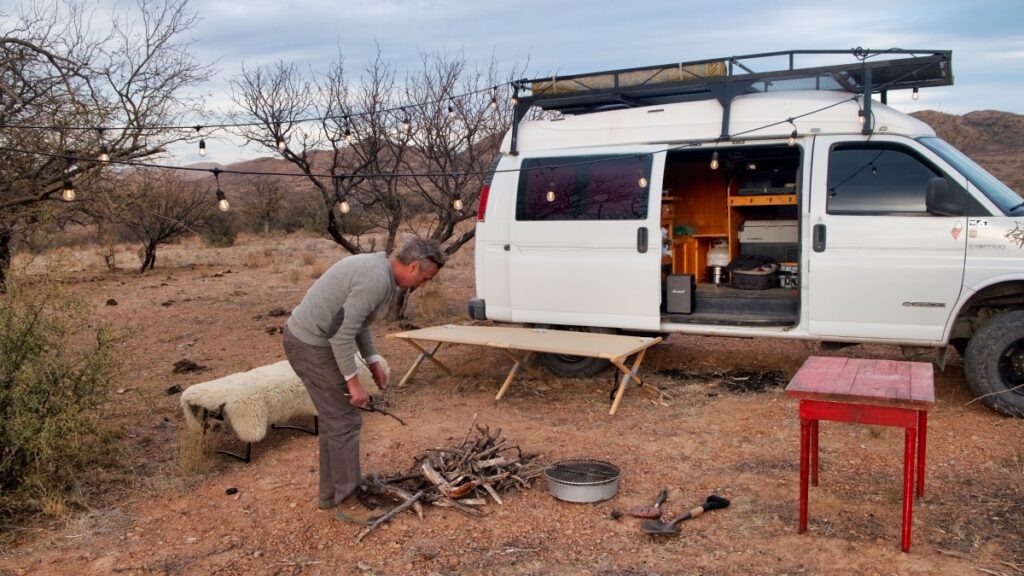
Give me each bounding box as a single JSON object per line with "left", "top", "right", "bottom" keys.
{"left": 912, "top": 110, "right": 1024, "bottom": 195}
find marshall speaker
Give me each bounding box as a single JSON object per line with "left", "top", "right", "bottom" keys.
{"left": 667, "top": 274, "right": 695, "bottom": 314}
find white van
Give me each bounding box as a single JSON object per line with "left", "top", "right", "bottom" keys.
{"left": 468, "top": 49, "right": 1024, "bottom": 416}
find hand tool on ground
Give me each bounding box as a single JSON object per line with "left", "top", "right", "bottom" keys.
{"left": 628, "top": 488, "right": 668, "bottom": 519}
{"left": 345, "top": 394, "right": 407, "bottom": 425}
{"left": 640, "top": 494, "right": 730, "bottom": 534}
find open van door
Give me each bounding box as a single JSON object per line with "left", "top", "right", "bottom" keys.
{"left": 807, "top": 136, "right": 967, "bottom": 342}
{"left": 507, "top": 149, "right": 664, "bottom": 330}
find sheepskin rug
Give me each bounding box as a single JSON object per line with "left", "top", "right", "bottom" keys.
{"left": 180, "top": 356, "right": 390, "bottom": 443}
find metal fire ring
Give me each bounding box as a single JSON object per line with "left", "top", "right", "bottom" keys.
{"left": 545, "top": 459, "right": 621, "bottom": 503}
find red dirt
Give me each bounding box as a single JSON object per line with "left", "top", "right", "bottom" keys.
{"left": 1, "top": 233, "right": 1022, "bottom": 576}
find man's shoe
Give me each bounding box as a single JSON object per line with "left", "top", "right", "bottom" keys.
{"left": 333, "top": 494, "right": 383, "bottom": 526}
{"left": 318, "top": 498, "right": 336, "bottom": 510}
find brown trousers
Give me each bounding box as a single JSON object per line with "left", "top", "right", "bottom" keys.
{"left": 283, "top": 326, "right": 362, "bottom": 503}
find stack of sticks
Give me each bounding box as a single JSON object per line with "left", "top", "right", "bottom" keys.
{"left": 354, "top": 415, "right": 544, "bottom": 541}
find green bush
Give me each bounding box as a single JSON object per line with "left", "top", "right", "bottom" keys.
{"left": 201, "top": 212, "right": 237, "bottom": 247}
{"left": 0, "top": 274, "right": 122, "bottom": 521}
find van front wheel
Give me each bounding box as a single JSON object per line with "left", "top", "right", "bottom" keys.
{"left": 534, "top": 325, "right": 616, "bottom": 378}
{"left": 964, "top": 310, "right": 1024, "bottom": 417}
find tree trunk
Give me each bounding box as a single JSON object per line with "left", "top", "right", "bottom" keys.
{"left": 386, "top": 287, "right": 411, "bottom": 322}
{"left": 140, "top": 242, "right": 157, "bottom": 272}
{"left": 0, "top": 228, "right": 12, "bottom": 293}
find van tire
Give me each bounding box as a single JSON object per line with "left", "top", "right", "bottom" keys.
{"left": 534, "top": 325, "right": 616, "bottom": 378}
{"left": 963, "top": 310, "right": 1024, "bottom": 417}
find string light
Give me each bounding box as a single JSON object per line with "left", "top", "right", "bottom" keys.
{"left": 638, "top": 173, "right": 648, "bottom": 188}
{"left": 212, "top": 168, "right": 229, "bottom": 211}
{"left": 546, "top": 181, "right": 556, "bottom": 202}
{"left": 195, "top": 126, "right": 206, "bottom": 157}
{"left": 710, "top": 150, "right": 719, "bottom": 170}
{"left": 453, "top": 196, "right": 463, "bottom": 211}
{"left": 334, "top": 175, "right": 351, "bottom": 214}
{"left": 857, "top": 109, "right": 866, "bottom": 126}
{"left": 787, "top": 118, "right": 798, "bottom": 146}
{"left": 344, "top": 119, "right": 354, "bottom": 144}
{"left": 401, "top": 110, "right": 411, "bottom": 134}
{"left": 448, "top": 100, "right": 456, "bottom": 119}
{"left": 912, "top": 87, "right": 919, "bottom": 100}
{"left": 276, "top": 136, "right": 286, "bottom": 152}
{"left": 61, "top": 179, "right": 75, "bottom": 202}
{"left": 96, "top": 128, "right": 110, "bottom": 163}
{"left": 489, "top": 88, "right": 498, "bottom": 110}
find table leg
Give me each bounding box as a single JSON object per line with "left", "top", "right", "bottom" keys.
{"left": 901, "top": 426, "right": 917, "bottom": 553}
{"left": 811, "top": 419, "right": 819, "bottom": 487}
{"left": 917, "top": 410, "right": 927, "bottom": 498}
{"left": 799, "top": 416, "right": 810, "bottom": 534}
{"left": 609, "top": 349, "right": 648, "bottom": 416}
{"left": 396, "top": 341, "right": 448, "bottom": 388}
{"left": 495, "top": 352, "right": 526, "bottom": 401}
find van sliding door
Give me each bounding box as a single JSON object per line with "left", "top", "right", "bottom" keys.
{"left": 508, "top": 149, "right": 664, "bottom": 330}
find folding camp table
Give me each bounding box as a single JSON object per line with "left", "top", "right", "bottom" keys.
{"left": 388, "top": 325, "right": 661, "bottom": 415}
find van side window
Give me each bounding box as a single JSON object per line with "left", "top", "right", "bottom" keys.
{"left": 827, "top": 143, "right": 969, "bottom": 215}
{"left": 516, "top": 155, "right": 651, "bottom": 221}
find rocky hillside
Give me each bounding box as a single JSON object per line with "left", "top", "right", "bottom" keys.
{"left": 912, "top": 110, "right": 1024, "bottom": 195}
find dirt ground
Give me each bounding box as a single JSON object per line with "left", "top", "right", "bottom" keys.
{"left": 1, "top": 232, "right": 1022, "bottom": 576}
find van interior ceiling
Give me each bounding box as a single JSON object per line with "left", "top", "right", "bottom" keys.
{"left": 660, "top": 144, "right": 801, "bottom": 327}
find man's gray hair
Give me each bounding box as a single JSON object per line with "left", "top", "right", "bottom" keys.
{"left": 394, "top": 236, "right": 447, "bottom": 269}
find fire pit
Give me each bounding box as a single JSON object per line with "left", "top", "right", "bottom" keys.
{"left": 545, "top": 459, "right": 621, "bottom": 503}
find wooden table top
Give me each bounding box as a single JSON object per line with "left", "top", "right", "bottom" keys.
{"left": 785, "top": 356, "right": 935, "bottom": 410}
{"left": 389, "top": 325, "right": 661, "bottom": 362}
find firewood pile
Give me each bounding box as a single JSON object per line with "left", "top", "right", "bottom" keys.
{"left": 354, "top": 416, "right": 544, "bottom": 542}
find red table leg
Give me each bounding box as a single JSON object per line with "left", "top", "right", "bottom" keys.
{"left": 799, "top": 416, "right": 810, "bottom": 534}
{"left": 901, "top": 426, "right": 917, "bottom": 552}
{"left": 810, "top": 419, "right": 819, "bottom": 487}
{"left": 917, "top": 410, "right": 927, "bottom": 498}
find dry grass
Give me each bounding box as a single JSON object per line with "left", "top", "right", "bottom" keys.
{"left": 309, "top": 260, "right": 328, "bottom": 279}
{"left": 415, "top": 283, "right": 446, "bottom": 322}
{"left": 176, "top": 429, "right": 215, "bottom": 476}
{"left": 300, "top": 251, "right": 317, "bottom": 266}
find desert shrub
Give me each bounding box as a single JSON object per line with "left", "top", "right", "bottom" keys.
{"left": 201, "top": 211, "right": 237, "bottom": 247}
{"left": 0, "top": 274, "right": 122, "bottom": 522}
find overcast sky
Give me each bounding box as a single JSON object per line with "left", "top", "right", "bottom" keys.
{"left": 82, "top": 0, "right": 1024, "bottom": 163}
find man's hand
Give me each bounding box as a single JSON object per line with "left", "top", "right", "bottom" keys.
{"left": 346, "top": 377, "right": 370, "bottom": 408}
{"left": 369, "top": 361, "right": 389, "bottom": 391}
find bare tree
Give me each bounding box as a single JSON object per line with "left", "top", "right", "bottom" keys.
{"left": 0, "top": 0, "right": 213, "bottom": 288}
{"left": 232, "top": 48, "right": 521, "bottom": 317}
{"left": 242, "top": 175, "right": 286, "bottom": 235}
{"left": 99, "top": 171, "right": 214, "bottom": 272}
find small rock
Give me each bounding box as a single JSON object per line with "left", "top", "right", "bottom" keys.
{"left": 161, "top": 300, "right": 174, "bottom": 307}
{"left": 185, "top": 537, "right": 197, "bottom": 544}
{"left": 268, "top": 307, "right": 289, "bottom": 317}
{"left": 357, "top": 561, "right": 371, "bottom": 571}
{"left": 165, "top": 384, "right": 183, "bottom": 396}
{"left": 225, "top": 487, "right": 238, "bottom": 496}
{"left": 289, "top": 502, "right": 297, "bottom": 508}
{"left": 172, "top": 359, "right": 206, "bottom": 374}
{"left": 253, "top": 550, "right": 263, "bottom": 558}
{"left": 105, "top": 298, "right": 118, "bottom": 306}
{"left": 116, "top": 388, "right": 128, "bottom": 394}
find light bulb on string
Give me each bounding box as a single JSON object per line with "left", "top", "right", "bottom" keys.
{"left": 857, "top": 109, "right": 866, "bottom": 126}
{"left": 334, "top": 175, "right": 350, "bottom": 214}
{"left": 710, "top": 150, "right": 719, "bottom": 170}
{"left": 912, "top": 87, "right": 919, "bottom": 101}
{"left": 212, "top": 168, "right": 228, "bottom": 211}
{"left": 546, "top": 190, "right": 556, "bottom": 203}
{"left": 788, "top": 129, "right": 798, "bottom": 146}
{"left": 338, "top": 199, "right": 351, "bottom": 214}
{"left": 276, "top": 137, "right": 286, "bottom": 152}
{"left": 61, "top": 179, "right": 75, "bottom": 202}
{"left": 638, "top": 174, "right": 648, "bottom": 188}
{"left": 453, "top": 196, "right": 464, "bottom": 211}
{"left": 195, "top": 126, "right": 206, "bottom": 157}
{"left": 96, "top": 128, "right": 110, "bottom": 162}
{"left": 490, "top": 88, "right": 498, "bottom": 110}
{"left": 344, "top": 125, "right": 354, "bottom": 144}
{"left": 401, "top": 110, "right": 411, "bottom": 134}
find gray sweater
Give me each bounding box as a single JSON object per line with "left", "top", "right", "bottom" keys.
{"left": 286, "top": 252, "right": 395, "bottom": 379}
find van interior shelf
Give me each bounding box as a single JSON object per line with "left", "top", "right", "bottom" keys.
{"left": 728, "top": 195, "right": 798, "bottom": 206}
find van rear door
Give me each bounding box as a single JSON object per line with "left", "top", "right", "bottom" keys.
{"left": 507, "top": 148, "right": 664, "bottom": 330}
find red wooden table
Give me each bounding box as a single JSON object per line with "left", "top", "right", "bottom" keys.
{"left": 785, "top": 356, "right": 935, "bottom": 552}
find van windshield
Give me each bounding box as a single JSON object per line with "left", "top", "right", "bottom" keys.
{"left": 919, "top": 137, "right": 1024, "bottom": 213}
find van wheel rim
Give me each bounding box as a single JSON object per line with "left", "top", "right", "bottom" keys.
{"left": 997, "top": 339, "right": 1024, "bottom": 397}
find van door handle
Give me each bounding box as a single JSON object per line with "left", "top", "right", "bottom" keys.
{"left": 637, "top": 227, "right": 649, "bottom": 253}
{"left": 812, "top": 224, "right": 827, "bottom": 252}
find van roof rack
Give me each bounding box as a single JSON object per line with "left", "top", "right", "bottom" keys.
{"left": 507, "top": 48, "right": 952, "bottom": 154}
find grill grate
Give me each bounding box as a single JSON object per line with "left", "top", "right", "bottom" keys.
{"left": 545, "top": 459, "right": 620, "bottom": 486}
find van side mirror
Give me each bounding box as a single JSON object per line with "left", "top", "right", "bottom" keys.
{"left": 925, "top": 177, "right": 963, "bottom": 216}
